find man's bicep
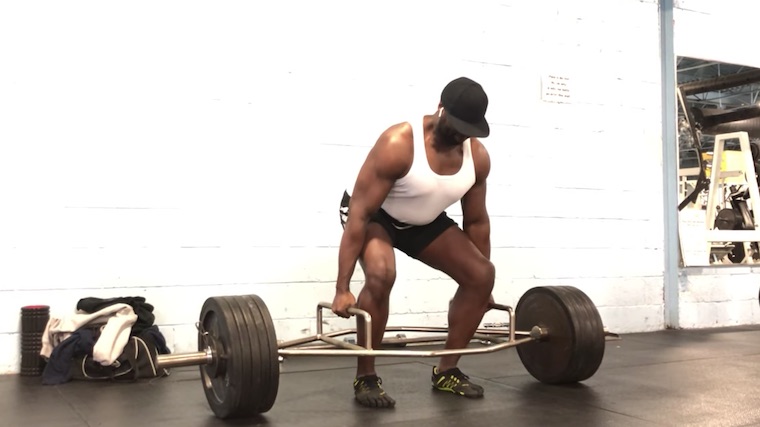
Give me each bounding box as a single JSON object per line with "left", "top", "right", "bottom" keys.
{"left": 462, "top": 140, "right": 492, "bottom": 224}
{"left": 461, "top": 181, "right": 489, "bottom": 225}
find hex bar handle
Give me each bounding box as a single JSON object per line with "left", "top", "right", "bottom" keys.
{"left": 317, "top": 302, "right": 373, "bottom": 350}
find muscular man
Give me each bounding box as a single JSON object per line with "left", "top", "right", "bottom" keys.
{"left": 332, "top": 77, "right": 495, "bottom": 408}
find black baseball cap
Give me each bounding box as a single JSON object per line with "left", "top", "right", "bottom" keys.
{"left": 440, "top": 77, "right": 490, "bottom": 138}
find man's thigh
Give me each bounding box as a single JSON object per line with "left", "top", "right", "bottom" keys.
{"left": 358, "top": 222, "right": 397, "bottom": 275}
{"left": 338, "top": 191, "right": 398, "bottom": 276}
{"left": 413, "top": 225, "right": 491, "bottom": 286}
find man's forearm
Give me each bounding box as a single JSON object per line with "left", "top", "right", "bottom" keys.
{"left": 336, "top": 221, "right": 368, "bottom": 292}
{"left": 464, "top": 221, "right": 491, "bottom": 260}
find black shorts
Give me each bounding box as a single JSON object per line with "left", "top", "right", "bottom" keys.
{"left": 339, "top": 190, "right": 457, "bottom": 259}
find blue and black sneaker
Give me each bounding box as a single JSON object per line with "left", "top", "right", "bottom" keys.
{"left": 431, "top": 366, "right": 485, "bottom": 398}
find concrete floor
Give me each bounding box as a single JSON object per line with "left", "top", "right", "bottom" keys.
{"left": 3, "top": 325, "right": 760, "bottom": 427}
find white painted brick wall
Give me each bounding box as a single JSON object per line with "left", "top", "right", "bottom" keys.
{"left": 0, "top": 0, "right": 666, "bottom": 374}
{"left": 679, "top": 267, "right": 760, "bottom": 328}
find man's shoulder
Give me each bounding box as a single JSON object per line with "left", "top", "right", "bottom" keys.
{"left": 468, "top": 137, "right": 491, "bottom": 180}
{"left": 469, "top": 137, "right": 490, "bottom": 160}
{"left": 375, "top": 121, "right": 414, "bottom": 152}
{"left": 366, "top": 121, "right": 415, "bottom": 177}
{"left": 383, "top": 121, "right": 413, "bottom": 142}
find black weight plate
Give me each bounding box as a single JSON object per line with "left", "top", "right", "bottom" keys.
{"left": 515, "top": 286, "right": 605, "bottom": 384}
{"left": 198, "top": 295, "right": 279, "bottom": 419}
{"left": 240, "top": 295, "right": 280, "bottom": 412}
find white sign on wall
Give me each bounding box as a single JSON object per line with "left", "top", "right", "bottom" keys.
{"left": 678, "top": 208, "right": 710, "bottom": 266}
{"left": 541, "top": 74, "right": 572, "bottom": 103}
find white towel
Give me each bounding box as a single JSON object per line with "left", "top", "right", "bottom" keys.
{"left": 92, "top": 306, "right": 139, "bottom": 365}
{"left": 40, "top": 303, "right": 138, "bottom": 366}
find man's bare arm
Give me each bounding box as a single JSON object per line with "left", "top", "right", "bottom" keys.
{"left": 460, "top": 140, "right": 492, "bottom": 260}
{"left": 335, "top": 124, "right": 412, "bottom": 292}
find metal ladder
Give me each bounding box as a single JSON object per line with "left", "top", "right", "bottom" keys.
{"left": 704, "top": 131, "right": 760, "bottom": 263}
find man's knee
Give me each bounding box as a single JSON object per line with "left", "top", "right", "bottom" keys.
{"left": 363, "top": 261, "right": 396, "bottom": 298}
{"left": 466, "top": 258, "right": 495, "bottom": 295}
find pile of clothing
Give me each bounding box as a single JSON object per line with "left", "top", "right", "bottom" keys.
{"left": 40, "top": 296, "right": 170, "bottom": 385}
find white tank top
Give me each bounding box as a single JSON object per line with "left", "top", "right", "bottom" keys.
{"left": 378, "top": 118, "right": 477, "bottom": 226}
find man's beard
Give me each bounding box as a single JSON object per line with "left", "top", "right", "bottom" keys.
{"left": 434, "top": 124, "right": 462, "bottom": 147}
